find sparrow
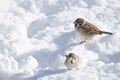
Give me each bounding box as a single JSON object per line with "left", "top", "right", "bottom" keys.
{"left": 64, "top": 53, "right": 80, "bottom": 70}
{"left": 74, "top": 18, "right": 112, "bottom": 44}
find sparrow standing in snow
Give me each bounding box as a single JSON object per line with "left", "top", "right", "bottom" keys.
{"left": 74, "top": 18, "right": 112, "bottom": 44}
{"left": 64, "top": 53, "right": 80, "bottom": 70}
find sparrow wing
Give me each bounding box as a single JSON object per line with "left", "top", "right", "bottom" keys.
{"left": 84, "top": 22, "right": 100, "bottom": 34}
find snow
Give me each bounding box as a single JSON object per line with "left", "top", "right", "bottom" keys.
{"left": 0, "top": 0, "right": 120, "bottom": 80}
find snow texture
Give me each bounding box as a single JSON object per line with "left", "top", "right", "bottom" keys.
{"left": 0, "top": 0, "right": 120, "bottom": 80}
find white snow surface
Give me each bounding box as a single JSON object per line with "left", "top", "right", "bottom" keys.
{"left": 0, "top": 0, "right": 120, "bottom": 80}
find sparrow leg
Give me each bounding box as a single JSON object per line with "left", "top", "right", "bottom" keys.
{"left": 68, "top": 68, "right": 72, "bottom": 70}
{"left": 76, "top": 68, "right": 79, "bottom": 70}
{"left": 80, "top": 40, "right": 87, "bottom": 44}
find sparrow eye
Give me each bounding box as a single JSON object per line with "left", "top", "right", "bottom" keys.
{"left": 78, "top": 23, "right": 82, "bottom": 25}
{"left": 74, "top": 22, "right": 82, "bottom": 25}
{"left": 74, "top": 58, "right": 76, "bottom": 60}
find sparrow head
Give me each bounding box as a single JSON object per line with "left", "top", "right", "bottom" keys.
{"left": 74, "top": 18, "right": 85, "bottom": 27}
{"left": 65, "top": 53, "right": 75, "bottom": 58}
{"left": 65, "top": 53, "right": 78, "bottom": 64}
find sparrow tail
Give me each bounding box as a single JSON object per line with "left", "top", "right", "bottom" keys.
{"left": 100, "top": 31, "right": 112, "bottom": 35}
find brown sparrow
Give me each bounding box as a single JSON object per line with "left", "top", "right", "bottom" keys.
{"left": 74, "top": 18, "right": 112, "bottom": 44}
{"left": 64, "top": 53, "right": 80, "bottom": 70}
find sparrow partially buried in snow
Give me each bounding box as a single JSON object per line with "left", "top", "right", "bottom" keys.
{"left": 74, "top": 18, "right": 112, "bottom": 44}
{"left": 64, "top": 53, "right": 80, "bottom": 70}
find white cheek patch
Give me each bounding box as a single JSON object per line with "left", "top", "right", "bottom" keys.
{"left": 76, "top": 24, "right": 80, "bottom": 27}
{"left": 69, "top": 58, "right": 77, "bottom": 64}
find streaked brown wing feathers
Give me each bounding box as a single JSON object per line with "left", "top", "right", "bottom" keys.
{"left": 84, "top": 22, "right": 100, "bottom": 34}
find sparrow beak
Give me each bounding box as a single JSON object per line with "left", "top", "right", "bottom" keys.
{"left": 74, "top": 21, "right": 77, "bottom": 24}
{"left": 74, "top": 22, "right": 79, "bottom": 27}
{"left": 70, "top": 60, "right": 73, "bottom": 64}
{"left": 64, "top": 55, "right": 68, "bottom": 57}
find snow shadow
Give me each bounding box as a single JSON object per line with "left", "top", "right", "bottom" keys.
{"left": 27, "top": 18, "right": 52, "bottom": 38}
{"left": 85, "top": 35, "right": 120, "bottom": 63}
{"left": 53, "top": 31, "right": 78, "bottom": 52}
{"left": 85, "top": 48, "right": 120, "bottom": 63}
{"left": 27, "top": 16, "right": 63, "bottom": 38}
{"left": 27, "top": 68, "right": 67, "bottom": 80}
{"left": 106, "top": 51, "right": 120, "bottom": 63}
{"left": 0, "top": 72, "right": 25, "bottom": 80}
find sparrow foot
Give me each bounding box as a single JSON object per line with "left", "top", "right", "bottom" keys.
{"left": 80, "top": 40, "right": 86, "bottom": 44}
